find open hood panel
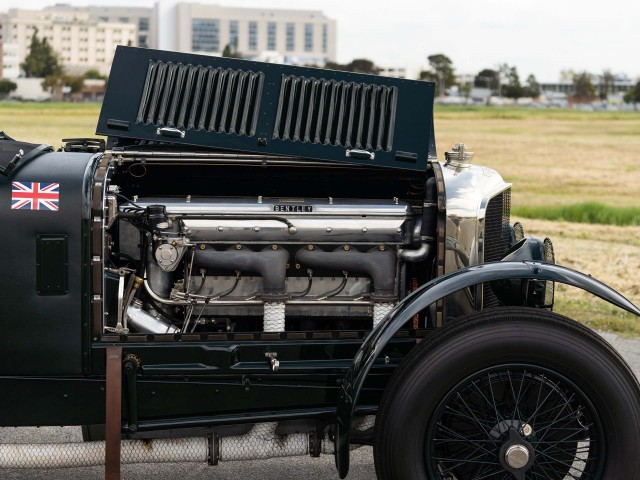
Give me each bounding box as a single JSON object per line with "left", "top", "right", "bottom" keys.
{"left": 97, "top": 46, "right": 436, "bottom": 171}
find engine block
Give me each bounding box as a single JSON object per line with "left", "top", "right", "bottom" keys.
{"left": 114, "top": 195, "right": 422, "bottom": 334}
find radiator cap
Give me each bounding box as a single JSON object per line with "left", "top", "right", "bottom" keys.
{"left": 444, "top": 143, "right": 474, "bottom": 169}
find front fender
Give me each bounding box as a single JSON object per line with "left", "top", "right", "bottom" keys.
{"left": 335, "top": 261, "right": 640, "bottom": 478}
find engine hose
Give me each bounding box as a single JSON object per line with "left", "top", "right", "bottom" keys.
{"left": 190, "top": 270, "right": 207, "bottom": 295}
{"left": 289, "top": 270, "right": 313, "bottom": 298}
{"left": 317, "top": 272, "right": 348, "bottom": 300}
{"left": 212, "top": 271, "right": 241, "bottom": 299}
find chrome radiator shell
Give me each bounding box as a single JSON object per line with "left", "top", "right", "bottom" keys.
{"left": 440, "top": 162, "right": 512, "bottom": 317}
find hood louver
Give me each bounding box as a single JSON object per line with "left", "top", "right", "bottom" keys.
{"left": 98, "top": 47, "right": 435, "bottom": 172}
{"left": 136, "top": 61, "right": 264, "bottom": 136}
{"left": 273, "top": 76, "right": 397, "bottom": 152}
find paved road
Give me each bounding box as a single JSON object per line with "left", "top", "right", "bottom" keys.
{"left": 1, "top": 331, "right": 639, "bottom": 480}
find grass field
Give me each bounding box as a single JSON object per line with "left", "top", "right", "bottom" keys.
{"left": 1, "top": 103, "right": 639, "bottom": 333}
{"left": 434, "top": 106, "right": 640, "bottom": 210}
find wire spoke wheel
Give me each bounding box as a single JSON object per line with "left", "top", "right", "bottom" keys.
{"left": 373, "top": 308, "right": 640, "bottom": 480}
{"left": 427, "top": 365, "right": 603, "bottom": 480}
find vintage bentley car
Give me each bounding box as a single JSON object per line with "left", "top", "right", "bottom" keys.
{"left": 1, "top": 46, "right": 639, "bottom": 480}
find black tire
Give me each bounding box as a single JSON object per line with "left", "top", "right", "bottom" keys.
{"left": 373, "top": 307, "right": 640, "bottom": 480}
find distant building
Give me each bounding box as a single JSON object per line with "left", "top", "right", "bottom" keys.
{"left": 0, "top": 42, "right": 20, "bottom": 79}
{"left": 162, "top": 3, "right": 337, "bottom": 66}
{"left": 540, "top": 74, "right": 635, "bottom": 97}
{"left": 469, "top": 87, "right": 491, "bottom": 104}
{"left": 9, "top": 77, "right": 51, "bottom": 101}
{"left": 44, "top": 5, "right": 155, "bottom": 49}
{"left": 379, "top": 66, "right": 408, "bottom": 79}
{"left": 0, "top": 8, "right": 137, "bottom": 77}
{"left": 0, "top": 3, "right": 336, "bottom": 79}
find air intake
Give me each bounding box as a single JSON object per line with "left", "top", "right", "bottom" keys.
{"left": 272, "top": 76, "right": 397, "bottom": 151}
{"left": 136, "top": 61, "right": 264, "bottom": 136}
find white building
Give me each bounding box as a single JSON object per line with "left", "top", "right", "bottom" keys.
{"left": 0, "top": 3, "right": 337, "bottom": 78}
{"left": 379, "top": 66, "right": 408, "bottom": 79}
{"left": 0, "top": 8, "right": 137, "bottom": 77}
{"left": 0, "top": 42, "right": 20, "bottom": 79}
{"left": 161, "top": 3, "right": 337, "bottom": 66}
{"left": 44, "top": 5, "right": 155, "bottom": 50}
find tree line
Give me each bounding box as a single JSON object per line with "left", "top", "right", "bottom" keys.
{"left": 6, "top": 32, "right": 640, "bottom": 107}
{"left": 316, "top": 52, "right": 640, "bottom": 105}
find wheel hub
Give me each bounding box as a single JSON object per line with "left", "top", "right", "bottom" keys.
{"left": 505, "top": 444, "right": 529, "bottom": 469}
{"left": 498, "top": 428, "right": 535, "bottom": 478}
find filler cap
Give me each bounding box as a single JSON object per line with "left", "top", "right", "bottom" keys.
{"left": 444, "top": 143, "right": 474, "bottom": 169}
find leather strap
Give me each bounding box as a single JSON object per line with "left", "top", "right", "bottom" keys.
{"left": 105, "top": 345, "right": 123, "bottom": 480}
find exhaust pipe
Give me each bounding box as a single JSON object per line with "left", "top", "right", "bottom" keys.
{"left": 0, "top": 422, "right": 343, "bottom": 469}
{"left": 0, "top": 437, "right": 208, "bottom": 469}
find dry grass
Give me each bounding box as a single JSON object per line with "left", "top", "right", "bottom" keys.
{"left": 435, "top": 108, "right": 640, "bottom": 209}
{"left": 0, "top": 102, "right": 101, "bottom": 148}
{"left": 519, "top": 218, "right": 640, "bottom": 335}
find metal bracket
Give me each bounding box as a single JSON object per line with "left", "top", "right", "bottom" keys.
{"left": 309, "top": 420, "right": 324, "bottom": 457}
{"left": 207, "top": 433, "right": 219, "bottom": 465}
{"left": 265, "top": 351, "right": 279, "bottom": 372}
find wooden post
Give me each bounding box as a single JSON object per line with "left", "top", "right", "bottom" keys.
{"left": 105, "top": 345, "right": 123, "bottom": 480}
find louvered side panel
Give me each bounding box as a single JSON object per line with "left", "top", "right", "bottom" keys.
{"left": 136, "top": 60, "right": 264, "bottom": 137}
{"left": 273, "top": 75, "right": 398, "bottom": 152}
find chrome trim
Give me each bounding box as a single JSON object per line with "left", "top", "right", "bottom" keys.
{"left": 346, "top": 149, "right": 375, "bottom": 160}
{"left": 125, "top": 197, "right": 415, "bottom": 245}
{"left": 156, "top": 127, "right": 186, "bottom": 139}
{"left": 127, "top": 300, "right": 179, "bottom": 334}
{"left": 440, "top": 161, "right": 511, "bottom": 316}
{"left": 441, "top": 162, "right": 510, "bottom": 272}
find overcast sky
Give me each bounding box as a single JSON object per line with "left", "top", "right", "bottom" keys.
{"left": 9, "top": 0, "right": 640, "bottom": 81}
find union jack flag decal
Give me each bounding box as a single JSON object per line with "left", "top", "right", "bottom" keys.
{"left": 11, "top": 182, "right": 60, "bottom": 211}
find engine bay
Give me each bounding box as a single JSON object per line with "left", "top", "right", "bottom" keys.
{"left": 102, "top": 159, "right": 437, "bottom": 335}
